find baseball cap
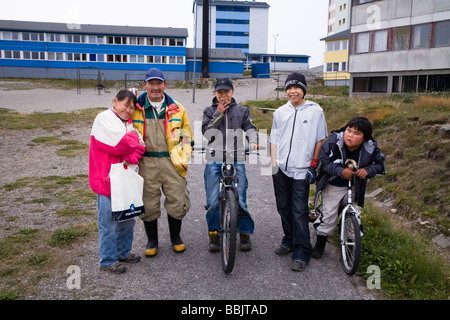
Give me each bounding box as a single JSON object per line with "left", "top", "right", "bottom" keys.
{"left": 144, "top": 68, "right": 165, "bottom": 82}
{"left": 214, "top": 78, "right": 233, "bottom": 91}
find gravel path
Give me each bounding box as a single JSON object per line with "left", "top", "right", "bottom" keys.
{"left": 0, "top": 78, "right": 378, "bottom": 302}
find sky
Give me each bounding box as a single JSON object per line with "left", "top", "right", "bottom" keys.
{"left": 0, "top": 0, "right": 328, "bottom": 67}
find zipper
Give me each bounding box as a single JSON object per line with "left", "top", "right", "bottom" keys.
{"left": 285, "top": 108, "right": 298, "bottom": 171}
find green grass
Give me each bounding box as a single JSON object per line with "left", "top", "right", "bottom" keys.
{"left": 32, "top": 136, "right": 89, "bottom": 157}
{"left": 0, "top": 174, "right": 97, "bottom": 299}
{"left": 0, "top": 107, "right": 104, "bottom": 131}
{"left": 360, "top": 203, "right": 449, "bottom": 299}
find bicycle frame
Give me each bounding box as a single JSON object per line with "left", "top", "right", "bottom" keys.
{"left": 339, "top": 178, "right": 362, "bottom": 275}
{"left": 340, "top": 180, "right": 356, "bottom": 236}
{"left": 219, "top": 163, "right": 239, "bottom": 203}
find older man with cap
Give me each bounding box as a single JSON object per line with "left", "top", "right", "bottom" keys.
{"left": 202, "top": 78, "right": 258, "bottom": 253}
{"left": 131, "top": 68, "right": 193, "bottom": 257}
{"left": 270, "top": 72, "right": 328, "bottom": 272}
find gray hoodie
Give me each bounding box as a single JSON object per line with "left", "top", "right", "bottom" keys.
{"left": 270, "top": 100, "right": 328, "bottom": 179}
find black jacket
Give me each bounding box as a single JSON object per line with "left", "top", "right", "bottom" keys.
{"left": 202, "top": 97, "right": 258, "bottom": 160}
{"left": 316, "top": 129, "right": 386, "bottom": 207}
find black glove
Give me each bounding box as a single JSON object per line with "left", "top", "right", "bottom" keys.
{"left": 306, "top": 166, "right": 317, "bottom": 184}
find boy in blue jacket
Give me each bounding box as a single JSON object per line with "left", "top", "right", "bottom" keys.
{"left": 312, "top": 116, "right": 386, "bottom": 258}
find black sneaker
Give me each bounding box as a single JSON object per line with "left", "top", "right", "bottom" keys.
{"left": 275, "top": 244, "right": 292, "bottom": 255}
{"left": 292, "top": 259, "right": 307, "bottom": 272}
{"left": 239, "top": 234, "right": 252, "bottom": 251}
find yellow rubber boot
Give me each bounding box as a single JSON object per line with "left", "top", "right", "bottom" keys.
{"left": 143, "top": 220, "right": 158, "bottom": 257}
{"left": 168, "top": 216, "right": 185, "bottom": 253}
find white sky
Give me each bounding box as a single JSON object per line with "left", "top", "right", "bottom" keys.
{"left": 0, "top": 0, "right": 328, "bottom": 67}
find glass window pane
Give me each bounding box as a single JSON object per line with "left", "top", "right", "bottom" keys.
{"left": 412, "top": 24, "right": 431, "bottom": 48}
{"left": 435, "top": 20, "right": 450, "bottom": 47}
{"left": 395, "top": 26, "right": 410, "bottom": 50}
{"left": 374, "top": 30, "right": 388, "bottom": 52}
{"left": 356, "top": 32, "right": 370, "bottom": 53}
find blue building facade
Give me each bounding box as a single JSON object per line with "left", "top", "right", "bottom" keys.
{"left": 0, "top": 20, "right": 189, "bottom": 80}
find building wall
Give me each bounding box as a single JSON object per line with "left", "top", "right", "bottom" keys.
{"left": 249, "top": 7, "right": 269, "bottom": 54}
{"left": 349, "top": 0, "right": 450, "bottom": 95}
{"left": 194, "top": 1, "right": 269, "bottom": 55}
{"left": 0, "top": 26, "right": 188, "bottom": 80}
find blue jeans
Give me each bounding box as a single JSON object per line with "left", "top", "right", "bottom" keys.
{"left": 97, "top": 194, "right": 136, "bottom": 267}
{"left": 272, "top": 169, "right": 312, "bottom": 262}
{"left": 204, "top": 162, "right": 254, "bottom": 234}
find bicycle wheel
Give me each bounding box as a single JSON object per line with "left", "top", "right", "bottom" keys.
{"left": 340, "top": 213, "right": 361, "bottom": 276}
{"left": 310, "top": 189, "right": 323, "bottom": 222}
{"left": 220, "top": 189, "right": 238, "bottom": 274}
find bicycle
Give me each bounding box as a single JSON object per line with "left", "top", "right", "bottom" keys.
{"left": 196, "top": 146, "right": 259, "bottom": 274}
{"left": 311, "top": 159, "right": 386, "bottom": 276}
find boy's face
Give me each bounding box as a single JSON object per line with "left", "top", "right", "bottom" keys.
{"left": 344, "top": 126, "right": 365, "bottom": 151}
{"left": 286, "top": 86, "right": 305, "bottom": 106}
{"left": 214, "top": 89, "right": 234, "bottom": 105}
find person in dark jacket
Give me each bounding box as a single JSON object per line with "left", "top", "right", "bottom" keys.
{"left": 312, "top": 116, "right": 386, "bottom": 258}
{"left": 202, "top": 78, "right": 258, "bottom": 252}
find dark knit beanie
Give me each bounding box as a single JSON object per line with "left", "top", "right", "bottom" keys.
{"left": 285, "top": 72, "right": 307, "bottom": 96}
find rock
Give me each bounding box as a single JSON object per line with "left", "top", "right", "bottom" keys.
{"left": 366, "top": 187, "right": 384, "bottom": 198}
{"left": 432, "top": 234, "right": 450, "bottom": 249}
{"left": 437, "top": 125, "right": 450, "bottom": 137}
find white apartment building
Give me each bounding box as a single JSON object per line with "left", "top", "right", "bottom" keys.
{"left": 349, "top": 0, "right": 450, "bottom": 95}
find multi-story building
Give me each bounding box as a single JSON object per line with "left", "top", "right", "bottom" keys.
{"left": 321, "top": 0, "right": 351, "bottom": 86}
{"left": 193, "top": 0, "right": 269, "bottom": 55}
{"left": 0, "top": 20, "right": 188, "bottom": 80}
{"left": 349, "top": 0, "right": 450, "bottom": 95}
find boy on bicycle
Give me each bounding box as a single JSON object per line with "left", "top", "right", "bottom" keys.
{"left": 312, "top": 116, "right": 386, "bottom": 258}
{"left": 202, "top": 78, "right": 258, "bottom": 252}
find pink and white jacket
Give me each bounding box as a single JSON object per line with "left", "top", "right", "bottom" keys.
{"left": 89, "top": 108, "right": 146, "bottom": 197}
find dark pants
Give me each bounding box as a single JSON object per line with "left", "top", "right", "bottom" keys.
{"left": 272, "top": 169, "right": 312, "bottom": 262}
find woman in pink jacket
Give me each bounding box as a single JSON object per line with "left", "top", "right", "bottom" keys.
{"left": 89, "top": 90, "right": 145, "bottom": 274}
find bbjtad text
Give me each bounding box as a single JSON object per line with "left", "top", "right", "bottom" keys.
{"left": 181, "top": 304, "right": 268, "bottom": 317}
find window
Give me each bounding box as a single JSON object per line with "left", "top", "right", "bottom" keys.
{"left": 353, "top": 77, "right": 388, "bottom": 92}
{"left": 333, "top": 41, "right": 341, "bottom": 51}
{"left": 130, "top": 55, "right": 145, "bottom": 63}
{"left": 412, "top": 24, "right": 431, "bottom": 48}
{"left": 373, "top": 30, "right": 388, "bottom": 52}
{"left": 47, "top": 33, "right": 63, "bottom": 42}
{"left": 435, "top": 20, "right": 450, "bottom": 47}
{"left": 130, "top": 37, "right": 145, "bottom": 45}
{"left": 395, "top": 26, "right": 410, "bottom": 51}
{"left": 356, "top": 32, "right": 370, "bottom": 53}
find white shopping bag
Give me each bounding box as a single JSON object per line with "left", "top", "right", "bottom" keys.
{"left": 110, "top": 163, "right": 145, "bottom": 221}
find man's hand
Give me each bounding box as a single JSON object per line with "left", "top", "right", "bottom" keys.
{"left": 341, "top": 168, "right": 355, "bottom": 180}
{"left": 217, "top": 98, "right": 230, "bottom": 114}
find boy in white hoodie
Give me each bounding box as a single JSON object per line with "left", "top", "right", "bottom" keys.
{"left": 270, "top": 73, "right": 328, "bottom": 272}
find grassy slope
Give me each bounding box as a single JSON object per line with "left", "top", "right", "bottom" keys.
{"left": 243, "top": 94, "right": 450, "bottom": 299}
